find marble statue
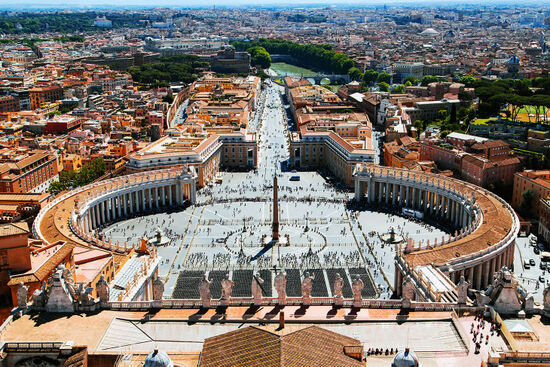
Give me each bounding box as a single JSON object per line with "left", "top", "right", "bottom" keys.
{"left": 16, "top": 282, "right": 29, "bottom": 309}
{"left": 251, "top": 273, "right": 264, "bottom": 305}
{"left": 352, "top": 275, "right": 364, "bottom": 307}
{"left": 75, "top": 283, "right": 94, "bottom": 307}
{"left": 543, "top": 285, "right": 550, "bottom": 316}
{"left": 301, "top": 272, "right": 315, "bottom": 305}
{"left": 220, "top": 275, "right": 234, "bottom": 305}
{"left": 153, "top": 276, "right": 164, "bottom": 302}
{"left": 96, "top": 274, "right": 110, "bottom": 305}
{"left": 457, "top": 275, "right": 469, "bottom": 304}
{"left": 31, "top": 283, "right": 47, "bottom": 309}
{"left": 199, "top": 275, "right": 212, "bottom": 308}
{"left": 274, "top": 270, "right": 287, "bottom": 305}
{"left": 333, "top": 273, "right": 344, "bottom": 305}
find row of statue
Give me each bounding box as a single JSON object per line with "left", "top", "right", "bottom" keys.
{"left": 198, "top": 270, "right": 365, "bottom": 307}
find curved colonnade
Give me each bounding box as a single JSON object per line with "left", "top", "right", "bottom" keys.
{"left": 353, "top": 164, "right": 519, "bottom": 292}
{"left": 32, "top": 167, "right": 197, "bottom": 254}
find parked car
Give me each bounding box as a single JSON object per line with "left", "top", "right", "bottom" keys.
{"left": 540, "top": 261, "right": 547, "bottom": 270}
{"left": 539, "top": 275, "right": 546, "bottom": 283}
{"left": 535, "top": 247, "right": 541, "bottom": 255}
{"left": 524, "top": 260, "right": 531, "bottom": 269}
{"left": 530, "top": 258, "right": 536, "bottom": 266}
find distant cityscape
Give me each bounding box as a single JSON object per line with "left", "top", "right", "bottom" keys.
{"left": 0, "top": 4, "right": 548, "bottom": 367}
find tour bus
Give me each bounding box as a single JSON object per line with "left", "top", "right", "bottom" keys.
{"left": 402, "top": 208, "right": 424, "bottom": 219}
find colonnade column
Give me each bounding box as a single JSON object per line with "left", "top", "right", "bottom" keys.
{"left": 141, "top": 190, "right": 146, "bottom": 211}
{"left": 475, "top": 264, "right": 482, "bottom": 290}
{"left": 162, "top": 186, "right": 166, "bottom": 206}
{"left": 482, "top": 261, "right": 490, "bottom": 289}
{"left": 122, "top": 194, "right": 129, "bottom": 217}
{"left": 100, "top": 201, "right": 105, "bottom": 224}
{"left": 169, "top": 185, "right": 173, "bottom": 206}
{"left": 190, "top": 181, "right": 196, "bottom": 204}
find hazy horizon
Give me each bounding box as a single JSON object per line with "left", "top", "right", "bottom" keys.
{"left": 0, "top": 0, "right": 549, "bottom": 11}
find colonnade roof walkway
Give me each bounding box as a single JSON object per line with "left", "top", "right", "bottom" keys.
{"left": 355, "top": 164, "right": 517, "bottom": 268}
{"left": 405, "top": 183, "right": 513, "bottom": 267}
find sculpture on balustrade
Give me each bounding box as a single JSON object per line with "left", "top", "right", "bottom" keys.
{"left": 352, "top": 275, "right": 364, "bottom": 307}
{"left": 401, "top": 276, "right": 415, "bottom": 309}
{"left": 16, "top": 282, "right": 29, "bottom": 309}
{"left": 251, "top": 273, "right": 264, "bottom": 306}
{"left": 75, "top": 283, "right": 95, "bottom": 307}
{"left": 333, "top": 273, "right": 344, "bottom": 305}
{"left": 457, "top": 275, "right": 469, "bottom": 304}
{"left": 274, "top": 270, "right": 287, "bottom": 305}
{"left": 44, "top": 266, "right": 75, "bottom": 313}
{"left": 543, "top": 285, "right": 550, "bottom": 317}
{"left": 96, "top": 274, "right": 110, "bottom": 306}
{"left": 31, "top": 283, "right": 47, "bottom": 309}
{"left": 153, "top": 276, "right": 165, "bottom": 302}
{"left": 220, "top": 275, "right": 234, "bottom": 305}
{"left": 301, "top": 272, "right": 315, "bottom": 305}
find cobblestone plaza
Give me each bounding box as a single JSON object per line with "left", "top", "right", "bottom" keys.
{"left": 100, "top": 82, "right": 448, "bottom": 300}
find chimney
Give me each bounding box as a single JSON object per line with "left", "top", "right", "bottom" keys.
{"left": 279, "top": 311, "right": 285, "bottom": 329}
{"left": 344, "top": 345, "right": 364, "bottom": 361}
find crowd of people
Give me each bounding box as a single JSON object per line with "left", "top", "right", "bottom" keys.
{"left": 470, "top": 312, "right": 501, "bottom": 354}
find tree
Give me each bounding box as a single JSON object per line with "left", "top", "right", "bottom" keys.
{"left": 413, "top": 120, "right": 425, "bottom": 132}
{"left": 420, "top": 75, "right": 439, "bottom": 86}
{"left": 378, "top": 82, "right": 389, "bottom": 92}
{"left": 363, "top": 69, "right": 379, "bottom": 86}
{"left": 404, "top": 80, "right": 412, "bottom": 87}
{"left": 247, "top": 46, "right": 271, "bottom": 69}
{"left": 377, "top": 72, "right": 392, "bottom": 84}
{"left": 467, "top": 108, "right": 477, "bottom": 122}
{"left": 458, "top": 74, "right": 477, "bottom": 88}
{"left": 162, "top": 94, "right": 174, "bottom": 104}
{"left": 403, "top": 76, "right": 417, "bottom": 85}
{"left": 438, "top": 109, "right": 448, "bottom": 121}
{"left": 392, "top": 84, "right": 405, "bottom": 94}
{"left": 348, "top": 67, "right": 362, "bottom": 81}
{"left": 457, "top": 107, "right": 468, "bottom": 122}
{"left": 49, "top": 158, "right": 106, "bottom": 196}
{"left": 449, "top": 103, "right": 457, "bottom": 123}
{"left": 519, "top": 189, "right": 535, "bottom": 218}
{"left": 458, "top": 90, "right": 473, "bottom": 103}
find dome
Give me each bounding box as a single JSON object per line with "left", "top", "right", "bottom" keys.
{"left": 144, "top": 350, "right": 173, "bottom": 367}
{"left": 420, "top": 28, "right": 439, "bottom": 36}
{"left": 391, "top": 348, "right": 420, "bottom": 367}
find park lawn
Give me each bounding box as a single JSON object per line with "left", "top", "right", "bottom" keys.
{"left": 472, "top": 118, "right": 491, "bottom": 125}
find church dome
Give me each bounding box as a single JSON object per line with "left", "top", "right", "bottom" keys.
{"left": 144, "top": 350, "right": 173, "bottom": 367}
{"left": 391, "top": 348, "right": 420, "bottom": 367}
{"left": 420, "top": 28, "right": 439, "bottom": 36}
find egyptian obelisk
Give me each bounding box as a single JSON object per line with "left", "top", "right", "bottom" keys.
{"left": 272, "top": 175, "right": 279, "bottom": 242}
